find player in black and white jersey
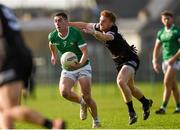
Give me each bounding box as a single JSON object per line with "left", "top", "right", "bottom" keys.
{"left": 69, "top": 10, "right": 153, "bottom": 125}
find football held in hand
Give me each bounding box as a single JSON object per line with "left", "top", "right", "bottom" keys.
{"left": 60, "top": 52, "right": 78, "bottom": 69}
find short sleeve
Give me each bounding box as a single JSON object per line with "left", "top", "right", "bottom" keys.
{"left": 156, "top": 30, "right": 162, "bottom": 44}
{"left": 48, "top": 32, "right": 54, "bottom": 45}
{"left": 76, "top": 29, "right": 87, "bottom": 48}
{"left": 106, "top": 31, "right": 115, "bottom": 40}
{"left": 93, "top": 23, "right": 101, "bottom": 31}
{"left": 177, "top": 28, "right": 180, "bottom": 43}
{"left": 104, "top": 25, "right": 118, "bottom": 40}
{"left": 106, "top": 31, "right": 115, "bottom": 36}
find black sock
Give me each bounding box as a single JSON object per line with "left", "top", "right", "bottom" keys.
{"left": 139, "top": 96, "right": 149, "bottom": 106}
{"left": 126, "top": 101, "right": 135, "bottom": 113}
{"left": 43, "top": 119, "right": 53, "bottom": 129}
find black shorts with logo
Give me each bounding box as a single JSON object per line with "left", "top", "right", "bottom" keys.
{"left": 0, "top": 49, "right": 34, "bottom": 88}
{"left": 115, "top": 58, "right": 140, "bottom": 73}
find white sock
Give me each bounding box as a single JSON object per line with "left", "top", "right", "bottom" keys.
{"left": 160, "top": 106, "right": 166, "bottom": 111}
{"left": 80, "top": 97, "right": 86, "bottom": 105}
{"left": 176, "top": 107, "right": 180, "bottom": 111}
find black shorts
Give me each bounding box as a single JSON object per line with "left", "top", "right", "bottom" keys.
{"left": 0, "top": 50, "right": 34, "bottom": 88}
{"left": 115, "top": 58, "right": 140, "bottom": 73}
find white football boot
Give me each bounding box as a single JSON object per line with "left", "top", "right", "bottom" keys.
{"left": 92, "top": 120, "right": 101, "bottom": 128}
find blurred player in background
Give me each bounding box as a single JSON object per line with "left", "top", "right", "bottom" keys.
{"left": 48, "top": 12, "right": 100, "bottom": 128}
{"left": 152, "top": 10, "right": 180, "bottom": 114}
{"left": 0, "top": 4, "right": 64, "bottom": 129}
{"left": 22, "top": 64, "right": 36, "bottom": 100}
{"left": 69, "top": 10, "right": 153, "bottom": 125}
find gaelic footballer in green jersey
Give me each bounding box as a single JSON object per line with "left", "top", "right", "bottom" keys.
{"left": 152, "top": 10, "right": 180, "bottom": 114}
{"left": 156, "top": 24, "right": 180, "bottom": 61}
{"left": 156, "top": 24, "right": 180, "bottom": 73}
{"left": 48, "top": 12, "right": 100, "bottom": 128}
{"left": 48, "top": 26, "right": 89, "bottom": 70}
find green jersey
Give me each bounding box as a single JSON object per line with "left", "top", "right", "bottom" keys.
{"left": 156, "top": 25, "right": 180, "bottom": 61}
{"left": 48, "top": 26, "right": 89, "bottom": 69}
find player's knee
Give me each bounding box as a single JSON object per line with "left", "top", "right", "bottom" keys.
{"left": 117, "top": 78, "right": 126, "bottom": 88}
{"left": 9, "top": 106, "right": 30, "bottom": 119}
{"left": 17, "top": 108, "right": 30, "bottom": 120}
{"left": 60, "top": 90, "right": 69, "bottom": 98}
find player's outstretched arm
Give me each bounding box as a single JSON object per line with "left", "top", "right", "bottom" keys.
{"left": 68, "top": 22, "right": 94, "bottom": 30}
{"left": 69, "top": 22, "right": 114, "bottom": 42}
{"left": 92, "top": 31, "right": 114, "bottom": 42}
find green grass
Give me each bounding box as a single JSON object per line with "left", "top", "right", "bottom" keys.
{"left": 16, "top": 82, "right": 180, "bottom": 129}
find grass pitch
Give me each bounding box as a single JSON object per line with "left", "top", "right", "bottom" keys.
{"left": 16, "top": 82, "right": 180, "bottom": 129}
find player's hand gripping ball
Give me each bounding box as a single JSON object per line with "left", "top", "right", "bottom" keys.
{"left": 60, "top": 52, "right": 78, "bottom": 69}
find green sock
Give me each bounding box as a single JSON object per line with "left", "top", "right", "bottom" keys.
{"left": 160, "top": 101, "right": 168, "bottom": 110}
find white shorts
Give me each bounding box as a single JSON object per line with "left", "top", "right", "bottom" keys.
{"left": 162, "top": 60, "right": 180, "bottom": 74}
{"left": 60, "top": 64, "right": 92, "bottom": 82}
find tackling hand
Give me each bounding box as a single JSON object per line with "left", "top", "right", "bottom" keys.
{"left": 82, "top": 28, "right": 94, "bottom": 35}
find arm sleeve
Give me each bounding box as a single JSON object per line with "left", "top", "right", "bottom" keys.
{"left": 106, "top": 31, "right": 115, "bottom": 40}
{"left": 48, "top": 33, "right": 54, "bottom": 45}
{"left": 178, "top": 28, "right": 180, "bottom": 43}
{"left": 76, "top": 29, "right": 87, "bottom": 48}
{"left": 156, "top": 30, "right": 162, "bottom": 44}
{"left": 93, "top": 23, "right": 101, "bottom": 31}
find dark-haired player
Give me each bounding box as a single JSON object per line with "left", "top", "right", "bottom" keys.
{"left": 48, "top": 12, "right": 100, "bottom": 128}
{"left": 152, "top": 10, "right": 180, "bottom": 114}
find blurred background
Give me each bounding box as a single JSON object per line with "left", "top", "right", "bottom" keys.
{"left": 0, "top": 0, "right": 179, "bottom": 84}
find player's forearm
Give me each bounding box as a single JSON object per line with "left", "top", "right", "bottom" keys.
{"left": 79, "top": 46, "right": 88, "bottom": 66}
{"left": 79, "top": 51, "right": 88, "bottom": 66}
{"left": 49, "top": 44, "right": 57, "bottom": 58}
{"left": 92, "top": 31, "right": 113, "bottom": 42}
{"left": 152, "top": 43, "right": 161, "bottom": 62}
{"left": 152, "top": 51, "right": 159, "bottom": 63}
{"left": 177, "top": 49, "right": 180, "bottom": 57}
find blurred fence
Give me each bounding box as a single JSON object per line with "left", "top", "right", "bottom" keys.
{"left": 21, "top": 26, "right": 180, "bottom": 85}
{"left": 33, "top": 40, "right": 179, "bottom": 85}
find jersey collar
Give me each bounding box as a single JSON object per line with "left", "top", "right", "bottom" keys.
{"left": 58, "top": 27, "right": 70, "bottom": 40}
{"left": 165, "top": 24, "right": 174, "bottom": 32}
